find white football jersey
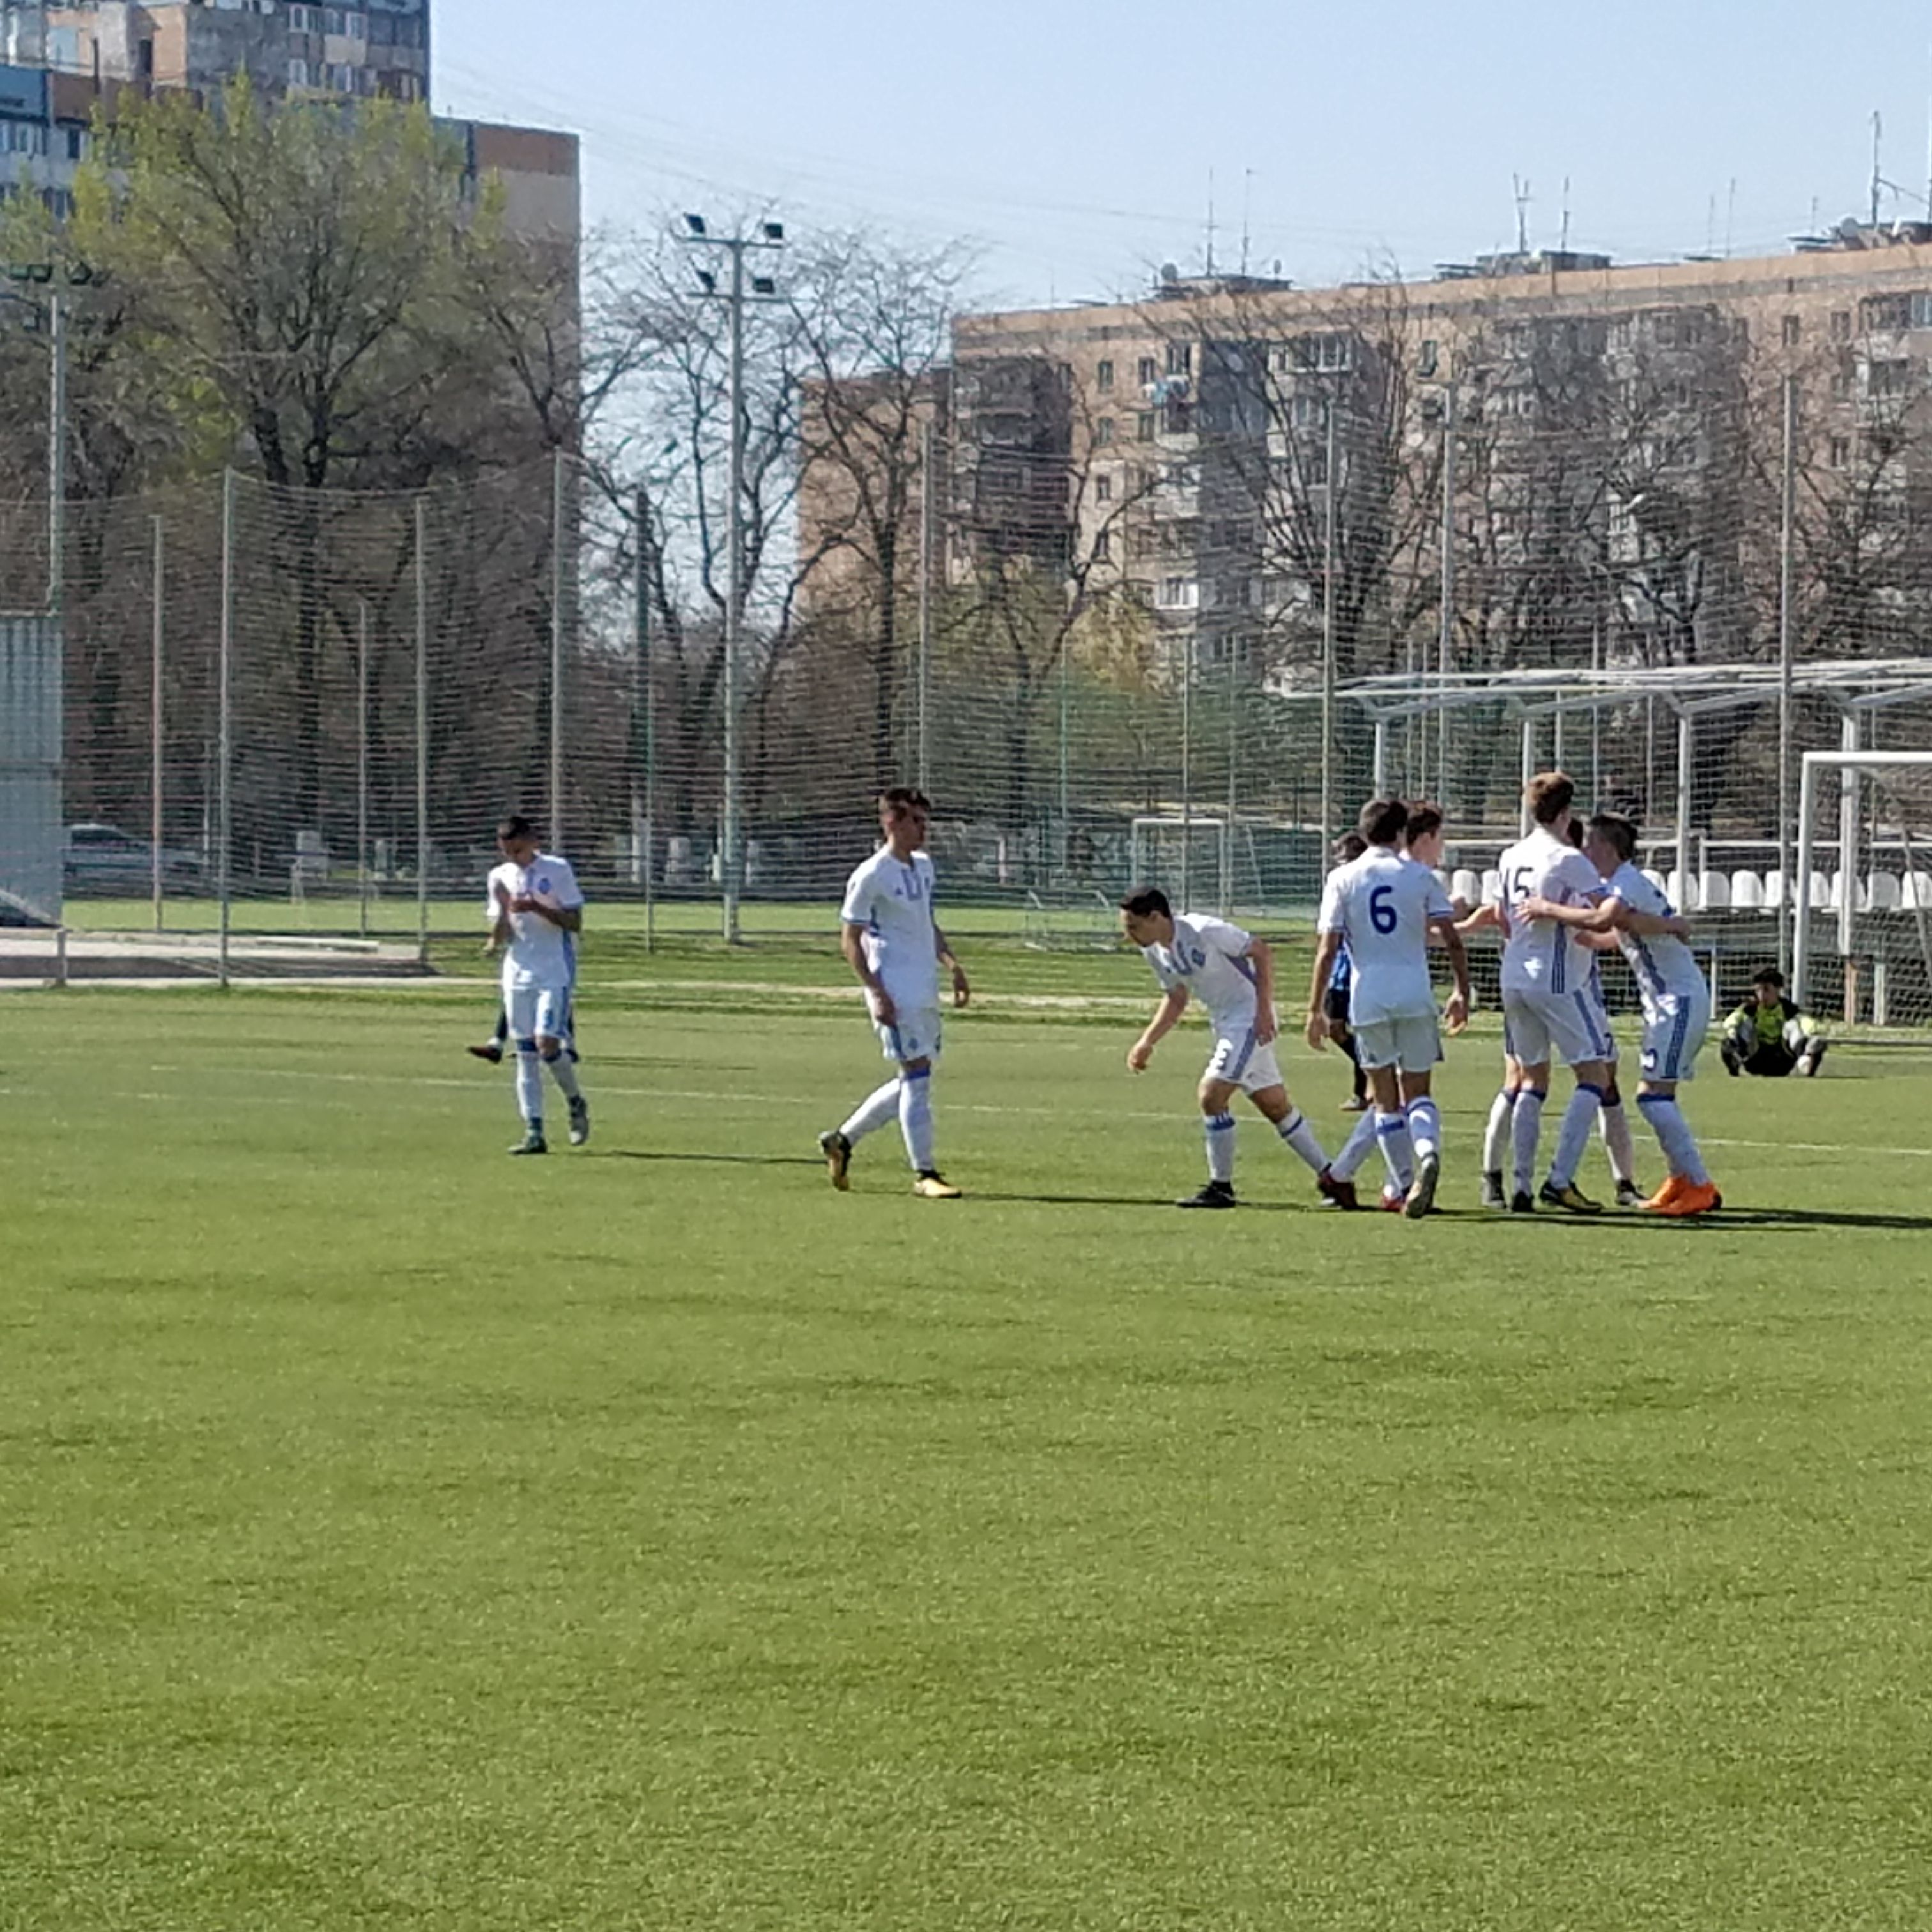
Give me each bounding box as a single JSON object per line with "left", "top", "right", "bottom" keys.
{"left": 840, "top": 846, "right": 940, "bottom": 1010}
{"left": 487, "top": 852, "right": 583, "bottom": 989}
{"left": 1604, "top": 860, "right": 1703, "bottom": 1005}
{"left": 1142, "top": 914, "right": 1261, "bottom": 1035}
{"left": 1317, "top": 846, "right": 1452, "bottom": 1025}
{"left": 1493, "top": 828, "right": 1602, "bottom": 997}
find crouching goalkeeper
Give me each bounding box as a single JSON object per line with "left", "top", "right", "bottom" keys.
{"left": 1721, "top": 967, "right": 1828, "bottom": 1077}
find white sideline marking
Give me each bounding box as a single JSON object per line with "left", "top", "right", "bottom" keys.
{"left": 118, "top": 1063, "right": 1932, "bottom": 1160}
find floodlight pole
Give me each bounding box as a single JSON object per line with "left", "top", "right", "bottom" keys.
{"left": 917, "top": 420, "right": 935, "bottom": 792}
{"left": 150, "top": 514, "right": 164, "bottom": 932}
{"left": 1436, "top": 376, "right": 1457, "bottom": 806}
{"left": 1320, "top": 397, "right": 1338, "bottom": 853}
{"left": 1776, "top": 374, "right": 1798, "bottom": 971}
{"left": 47, "top": 292, "right": 66, "bottom": 615}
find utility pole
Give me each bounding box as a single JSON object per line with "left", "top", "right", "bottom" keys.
{"left": 1777, "top": 374, "right": 1798, "bottom": 974}
{"left": 1436, "top": 376, "right": 1457, "bottom": 806}
{"left": 1320, "top": 396, "right": 1339, "bottom": 855}
{"left": 47, "top": 291, "right": 66, "bottom": 615}
{"left": 680, "top": 212, "right": 785, "bottom": 944}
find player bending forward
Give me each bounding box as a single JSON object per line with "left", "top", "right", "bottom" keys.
{"left": 1119, "top": 888, "right": 1335, "bottom": 1209}
{"left": 1526, "top": 812, "right": 1719, "bottom": 1216}
{"left": 820, "top": 787, "right": 971, "bottom": 1199}
{"left": 1305, "top": 798, "right": 1471, "bottom": 1218}
{"left": 487, "top": 814, "right": 589, "bottom": 1156}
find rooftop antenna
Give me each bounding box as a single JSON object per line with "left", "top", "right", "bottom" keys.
{"left": 1873, "top": 109, "right": 1883, "bottom": 227}
{"left": 1559, "top": 175, "right": 1572, "bottom": 254}
{"left": 1240, "top": 167, "right": 1254, "bottom": 277}
{"left": 1205, "top": 165, "right": 1216, "bottom": 276}
{"left": 1725, "top": 177, "right": 1737, "bottom": 257}
{"left": 1512, "top": 172, "right": 1531, "bottom": 255}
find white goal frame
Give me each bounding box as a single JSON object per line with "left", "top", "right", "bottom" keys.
{"left": 1792, "top": 750, "right": 1932, "bottom": 1013}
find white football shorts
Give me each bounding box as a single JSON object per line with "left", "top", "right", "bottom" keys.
{"left": 1639, "top": 985, "right": 1710, "bottom": 1084}
{"left": 1503, "top": 986, "right": 1614, "bottom": 1070}
{"left": 875, "top": 1000, "right": 944, "bottom": 1065}
{"left": 1206, "top": 1025, "right": 1283, "bottom": 1095}
{"left": 1353, "top": 1012, "right": 1443, "bottom": 1072}
{"left": 504, "top": 979, "right": 574, "bottom": 1045}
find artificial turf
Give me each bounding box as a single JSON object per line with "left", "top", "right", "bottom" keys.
{"left": 4, "top": 986, "right": 1932, "bottom": 1929}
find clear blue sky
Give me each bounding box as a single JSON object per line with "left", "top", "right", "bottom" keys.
{"left": 438, "top": 0, "right": 1932, "bottom": 308}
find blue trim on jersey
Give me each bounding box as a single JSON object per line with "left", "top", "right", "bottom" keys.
{"left": 1228, "top": 951, "right": 1259, "bottom": 986}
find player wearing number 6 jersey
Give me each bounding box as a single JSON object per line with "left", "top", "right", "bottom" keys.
{"left": 1306, "top": 797, "right": 1471, "bottom": 1218}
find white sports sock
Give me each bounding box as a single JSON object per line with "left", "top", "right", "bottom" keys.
{"left": 1330, "top": 1108, "right": 1381, "bottom": 1183}
{"left": 544, "top": 1050, "right": 581, "bottom": 1103}
{"left": 1510, "top": 1089, "right": 1545, "bottom": 1199}
{"left": 841, "top": 1078, "right": 902, "bottom": 1142}
{"left": 1275, "top": 1108, "right": 1329, "bottom": 1175}
{"left": 1548, "top": 1084, "right": 1606, "bottom": 1190}
{"left": 1406, "top": 1096, "right": 1442, "bottom": 1164}
{"left": 1600, "top": 1099, "right": 1637, "bottom": 1185}
{"left": 1204, "top": 1111, "right": 1238, "bottom": 1183}
{"left": 514, "top": 1044, "right": 543, "bottom": 1128}
{"left": 1483, "top": 1089, "right": 1516, "bottom": 1175}
{"left": 1638, "top": 1094, "right": 1710, "bottom": 1184}
{"left": 1375, "top": 1108, "right": 1414, "bottom": 1195}
{"left": 898, "top": 1070, "right": 936, "bottom": 1172}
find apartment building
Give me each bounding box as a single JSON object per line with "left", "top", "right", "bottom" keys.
{"left": 898, "top": 228, "right": 1932, "bottom": 682}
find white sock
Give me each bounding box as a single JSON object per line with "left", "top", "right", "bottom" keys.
{"left": 841, "top": 1078, "right": 902, "bottom": 1142}
{"left": 1406, "top": 1096, "right": 1442, "bottom": 1164}
{"left": 1483, "top": 1089, "right": 1516, "bottom": 1176}
{"left": 544, "top": 1051, "right": 581, "bottom": 1103}
{"left": 1330, "top": 1108, "right": 1381, "bottom": 1182}
{"left": 514, "top": 1043, "right": 543, "bottom": 1128}
{"left": 1205, "top": 1111, "right": 1238, "bottom": 1183}
{"left": 898, "top": 1070, "right": 936, "bottom": 1172}
{"left": 1275, "top": 1108, "right": 1329, "bottom": 1174}
{"left": 1600, "top": 1099, "right": 1637, "bottom": 1185}
{"left": 1511, "top": 1089, "right": 1545, "bottom": 1199}
{"left": 1375, "top": 1108, "right": 1414, "bottom": 1195}
{"left": 1548, "top": 1083, "right": 1606, "bottom": 1190}
{"left": 1638, "top": 1094, "right": 1710, "bottom": 1184}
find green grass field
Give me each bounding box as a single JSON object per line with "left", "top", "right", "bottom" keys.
{"left": 6, "top": 977, "right": 1932, "bottom": 1930}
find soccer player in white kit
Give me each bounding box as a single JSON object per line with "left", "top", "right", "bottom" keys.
{"left": 1119, "top": 887, "right": 1336, "bottom": 1208}
{"left": 1489, "top": 772, "right": 1618, "bottom": 1213}
{"left": 1305, "top": 798, "right": 1471, "bottom": 1218}
{"left": 820, "top": 788, "right": 971, "bottom": 1199}
{"left": 1526, "top": 811, "right": 1721, "bottom": 1216}
{"left": 486, "top": 814, "right": 589, "bottom": 1156}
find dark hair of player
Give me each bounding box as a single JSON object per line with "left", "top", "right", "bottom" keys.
{"left": 880, "top": 786, "right": 932, "bottom": 815}
{"left": 1525, "top": 770, "right": 1575, "bottom": 826}
{"left": 1754, "top": 966, "right": 1787, "bottom": 990}
{"left": 1119, "top": 886, "right": 1172, "bottom": 920}
{"left": 1588, "top": 812, "right": 1639, "bottom": 862}
{"left": 1406, "top": 801, "right": 1445, "bottom": 845}
{"left": 496, "top": 813, "right": 535, "bottom": 842}
{"left": 1358, "top": 796, "right": 1409, "bottom": 846}
{"left": 1331, "top": 832, "right": 1368, "bottom": 864}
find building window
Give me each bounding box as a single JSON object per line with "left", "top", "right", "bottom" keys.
{"left": 1092, "top": 417, "right": 1114, "bottom": 447}
{"left": 1831, "top": 310, "right": 1852, "bottom": 342}
{"left": 1418, "top": 338, "right": 1439, "bottom": 377}
{"left": 1782, "top": 314, "right": 1801, "bottom": 348}
{"left": 1094, "top": 471, "right": 1113, "bottom": 503}
{"left": 1867, "top": 358, "right": 1912, "bottom": 398}
{"left": 1156, "top": 576, "right": 1199, "bottom": 611}
{"left": 1163, "top": 401, "right": 1193, "bottom": 435}
{"left": 1862, "top": 295, "right": 1911, "bottom": 333}
{"left": 1912, "top": 293, "right": 1932, "bottom": 330}
{"left": 1092, "top": 529, "right": 1112, "bottom": 563}
{"left": 1096, "top": 358, "right": 1114, "bottom": 392}
{"left": 1137, "top": 356, "right": 1158, "bottom": 387}
{"left": 288, "top": 57, "right": 311, "bottom": 86}
{"left": 1136, "top": 411, "right": 1156, "bottom": 441}
{"left": 1165, "top": 341, "right": 1192, "bottom": 376}
{"left": 1830, "top": 435, "right": 1851, "bottom": 469}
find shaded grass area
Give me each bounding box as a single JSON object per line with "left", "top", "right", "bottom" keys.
{"left": 5, "top": 994, "right": 1932, "bottom": 1929}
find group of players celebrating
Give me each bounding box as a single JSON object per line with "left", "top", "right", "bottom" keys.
{"left": 479, "top": 776, "right": 1726, "bottom": 1220}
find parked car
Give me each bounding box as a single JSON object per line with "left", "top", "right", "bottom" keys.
{"left": 63, "top": 823, "right": 204, "bottom": 895}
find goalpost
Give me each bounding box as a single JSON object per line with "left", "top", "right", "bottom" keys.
{"left": 1792, "top": 751, "right": 1932, "bottom": 1027}
{"left": 1130, "top": 815, "right": 1235, "bottom": 916}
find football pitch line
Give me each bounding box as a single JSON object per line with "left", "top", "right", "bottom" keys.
{"left": 118, "top": 1061, "right": 1932, "bottom": 1162}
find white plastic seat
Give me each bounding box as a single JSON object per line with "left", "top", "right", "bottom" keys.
{"left": 1730, "top": 869, "right": 1765, "bottom": 910}
{"left": 1666, "top": 870, "right": 1698, "bottom": 912}
{"left": 1811, "top": 871, "right": 1835, "bottom": 910}
{"left": 1452, "top": 868, "right": 1481, "bottom": 905}
{"left": 1642, "top": 868, "right": 1668, "bottom": 894}
{"left": 1480, "top": 868, "right": 1502, "bottom": 903}
{"left": 1761, "top": 870, "right": 1786, "bottom": 910}
{"left": 1904, "top": 872, "right": 1932, "bottom": 910}
{"left": 1868, "top": 872, "right": 1903, "bottom": 911}
{"left": 1698, "top": 871, "right": 1731, "bottom": 910}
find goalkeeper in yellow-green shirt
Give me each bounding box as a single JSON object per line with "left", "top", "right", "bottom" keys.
{"left": 1720, "top": 967, "right": 1828, "bottom": 1078}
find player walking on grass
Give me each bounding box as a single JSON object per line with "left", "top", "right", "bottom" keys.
{"left": 1119, "top": 887, "right": 1336, "bottom": 1209}
{"left": 820, "top": 788, "right": 971, "bottom": 1199}
{"left": 1525, "top": 811, "right": 1721, "bottom": 1216}
{"left": 487, "top": 815, "right": 589, "bottom": 1156}
{"left": 1305, "top": 799, "right": 1471, "bottom": 1218}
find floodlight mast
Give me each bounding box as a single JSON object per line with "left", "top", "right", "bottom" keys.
{"left": 678, "top": 216, "right": 785, "bottom": 942}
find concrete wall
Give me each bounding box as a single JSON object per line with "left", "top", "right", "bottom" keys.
{"left": 0, "top": 616, "right": 63, "bottom": 923}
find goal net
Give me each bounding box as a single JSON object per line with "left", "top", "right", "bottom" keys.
{"left": 1793, "top": 751, "right": 1932, "bottom": 1030}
